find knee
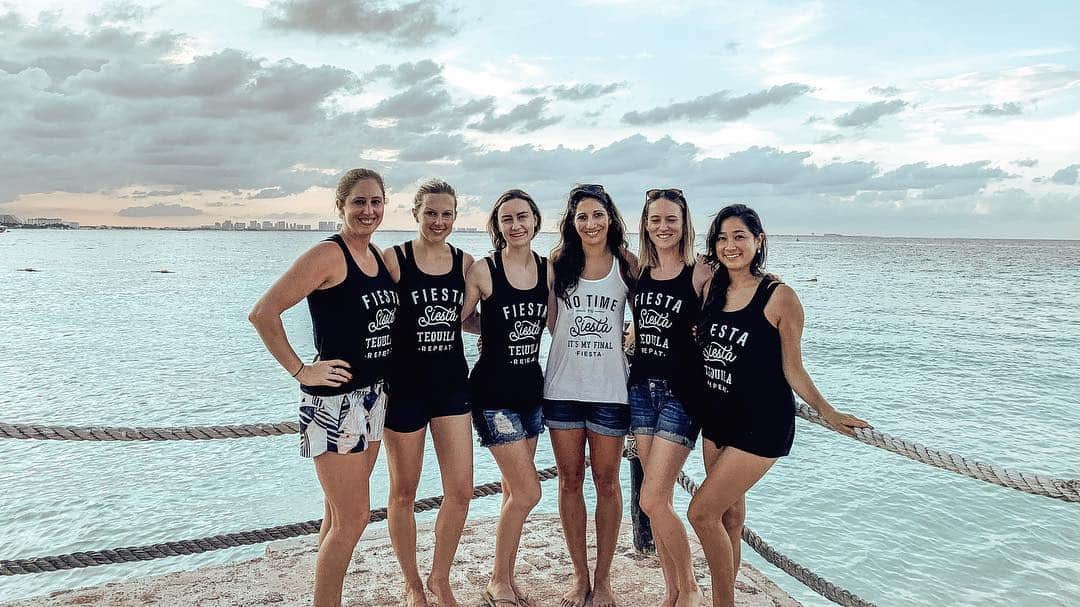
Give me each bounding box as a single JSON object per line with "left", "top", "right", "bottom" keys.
{"left": 443, "top": 486, "right": 474, "bottom": 511}
{"left": 510, "top": 482, "right": 542, "bottom": 512}
{"left": 331, "top": 508, "right": 371, "bottom": 542}
{"left": 686, "top": 499, "right": 716, "bottom": 531}
{"left": 389, "top": 487, "right": 418, "bottom": 510}
{"left": 592, "top": 472, "right": 621, "bottom": 497}
{"left": 558, "top": 470, "right": 586, "bottom": 494}
{"left": 721, "top": 502, "right": 745, "bottom": 532}
{"left": 639, "top": 491, "right": 670, "bottom": 520}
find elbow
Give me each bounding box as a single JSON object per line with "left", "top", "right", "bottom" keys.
{"left": 248, "top": 303, "right": 269, "bottom": 328}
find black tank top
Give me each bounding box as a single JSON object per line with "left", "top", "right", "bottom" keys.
{"left": 629, "top": 264, "right": 702, "bottom": 406}
{"left": 304, "top": 235, "right": 399, "bottom": 396}
{"left": 697, "top": 278, "right": 794, "bottom": 410}
{"left": 469, "top": 251, "right": 549, "bottom": 412}
{"left": 390, "top": 241, "right": 468, "bottom": 401}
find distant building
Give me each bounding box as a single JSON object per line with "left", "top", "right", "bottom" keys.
{"left": 249, "top": 220, "right": 259, "bottom": 229}
{"left": 222, "top": 220, "right": 233, "bottom": 230}
{"left": 26, "top": 217, "right": 63, "bottom": 226}
{"left": 318, "top": 221, "right": 336, "bottom": 231}
{"left": 275, "top": 221, "right": 287, "bottom": 230}
{"left": 262, "top": 221, "right": 274, "bottom": 230}
{"left": 61, "top": 221, "right": 80, "bottom": 229}
{"left": 214, "top": 222, "right": 222, "bottom": 229}
{"left": 0, "top": 214, "right": 23, "bottom": 226}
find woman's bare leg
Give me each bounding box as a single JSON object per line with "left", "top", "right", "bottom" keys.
{"left": 312, "top": 446, "right": 380, "bottom": 607}
{"left": 586, "top": 431, "right": 625, "bottom": 607}
{"left": 702, "top": 441, "right": 744, "bottom": 574}
{"left": 633, "top": 435, "right": 679, "bottom": 607}
{"left": 486, "top": 437, "right": 542, "bottom": 603}
{"left": 426, "top": 413, "right": 474, "bottom": 607}
{"left": 687, "top": 444, "right": 774, "bottom": 607}
{"left": 384, "top": 428, "right": 429, "bottom": 607}
{"left": 549, "top": 428, "right": 591, "bottom": 607}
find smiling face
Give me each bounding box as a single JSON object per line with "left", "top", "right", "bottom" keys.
{"left": 573, "top": 197, "right": 609, "bottom": 247}
{"left": 497, "top": 197, "right": 537, "bottom": 247}
{"left": 715, "top": 216, "right": 764, "bottom": 272}
{"left": 342, "top": 178, "right": 384, "bottom": 236}
{"left": 645, "top": 197, "right": 683, "bottom": 253}
{"left": 414, "top": 192, "right": 456, "bottom": 244}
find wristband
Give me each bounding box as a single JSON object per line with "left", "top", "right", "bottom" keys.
{"left": 291, "top": 362, "right": 305, "bottom": 378}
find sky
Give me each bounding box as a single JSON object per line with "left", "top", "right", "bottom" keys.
{"left": 2, "top": 0, "right": 1079, "bottom": 237}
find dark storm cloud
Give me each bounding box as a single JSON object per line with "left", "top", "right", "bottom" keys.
{"left": 518, "top": 82, "right": 626, "bottom": 101}
{"left": 263, "top": 0, "right": 456, "bottom": 46}
{"left": 117, "top": 203, "right": 203, "bottom": 217}
{"left": 972, "top": 102, "right": 1022, "bottom": 116}
{"left": 1050, "top": 164, "right": 1080, "bottom": 185}
{"left": 833, "top": 99, "right": 907, "bottom": 127}
{"left": 621, "top": 83, "right": 812, "bottom": 125}
{"left": 469, "top": 97, "right": 562, "bottom": 133}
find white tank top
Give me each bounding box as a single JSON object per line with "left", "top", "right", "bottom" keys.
{"left": 544, "top": 256, "right": 629, "bottom": 404}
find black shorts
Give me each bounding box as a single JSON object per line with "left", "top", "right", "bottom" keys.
{"left": 384, "top": 389, "right": 471, "bottom": 433}
{"left": 699, "top": 397, "right": 795, "bottom": 459}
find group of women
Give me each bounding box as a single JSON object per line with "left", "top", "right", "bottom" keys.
{"left": 249, "top": 168, "right": 869, "bottom": 607}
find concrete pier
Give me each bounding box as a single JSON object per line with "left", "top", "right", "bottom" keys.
{"left": 12, "top": 514, "right": 800, "bottom": 606}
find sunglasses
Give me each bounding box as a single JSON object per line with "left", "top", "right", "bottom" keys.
{"left": 646, "top": 188, "right": 685, "bottom": 201}
{"left": 572, "top": 183, "right": 606, "bottom": 196}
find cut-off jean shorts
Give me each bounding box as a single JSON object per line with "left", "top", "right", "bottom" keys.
{"left": 473, "top": 405, "right": 545, "bottom": 448}
{"left": 628, "top": 379, "right": 700, "bottom": 449}
{"left": 543, "top": 399, "right": 630, "bottom": 437}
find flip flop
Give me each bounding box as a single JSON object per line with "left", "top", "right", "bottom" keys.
{"left": 482, "top": 589, "right": 521, "bottom": 606}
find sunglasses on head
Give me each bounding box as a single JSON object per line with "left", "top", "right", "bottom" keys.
{"left": 572, "top": 183, "right": 606, "bottom": 196}
{"left": 646, "top": 188, "right": 685, "bottom": 201}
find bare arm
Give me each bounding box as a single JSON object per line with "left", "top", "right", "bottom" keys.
{"left": 462, "top": 257, "right": 492, "bottom": 335}
{"left": 248, "top": 242, "right": 353, "bottom": 389}
{"left": 692, "top": 255, "right": 713, "bottom": 301}
{"left": 546, "top": 257, "right": 558, "bottom": 334}
{"left": 381, "top": 244, "right": 402, "bottom": 283}
{"left": 769, "top": 284, "right": 870, "bottom": 436}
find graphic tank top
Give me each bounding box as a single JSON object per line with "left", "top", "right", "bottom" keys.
{"left": 544, "top": 256, "right": 629, "bottom": 404}
{"left": 304, "top": 235, "right": 399, "bottom": 396}
{"left": 629, "top": 264, "right": 702, "bottom": 406}
{"left": 469, "top": 251, "right": 549, "bottom": 412}
{"left": 390, "top": 241, "right": 468, "bottom": 402}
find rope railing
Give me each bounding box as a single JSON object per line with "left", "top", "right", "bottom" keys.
{"left": 674, "top": 471, "right": 876, "bottom": 607}
{"left": 0, "top": 467, "right": 557, "bottom": 576}
{"left": 4, "top": 409, "right": 1077, "bottom": 502}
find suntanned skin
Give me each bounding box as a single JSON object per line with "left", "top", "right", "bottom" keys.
{"left": 546, "top": 197, "right": 639, "bottom": 607}
{"left": 687, "top": 216, "right": 870, "bottom": 607}
{"left": 248, "top": 177, "right": 388, "bottom": 607}
{"left": 461, "top": 197, "right": 551, "bottom": 607}
{"left": 380, "top": 192, "right": 475, "bottom": 607}
{"left": 631, "top": 196, "right": 705, "bottom": 607}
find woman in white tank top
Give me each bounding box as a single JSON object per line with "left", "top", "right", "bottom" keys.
{"left": 544, "top": 184, "right": 638, "bottom": 607}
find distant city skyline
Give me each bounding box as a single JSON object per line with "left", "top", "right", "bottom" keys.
{"left": 2, "top": 1, "right": 1078, "bottom": 237}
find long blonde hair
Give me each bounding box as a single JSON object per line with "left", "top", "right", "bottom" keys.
{"left": 637, "top": 189, "right": 695, "bottom": 273}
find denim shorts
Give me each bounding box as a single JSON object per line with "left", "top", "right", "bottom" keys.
{"left": 543, "top": 399, "right": 630, "bottom": 437}
{"left": 628, "top": 379, "right": 700, "bottom": 449}
{"left": 472, "top": 405, "right": 545, "bottom": 448}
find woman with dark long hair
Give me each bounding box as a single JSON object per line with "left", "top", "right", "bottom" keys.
{"left": 462, "top": 189, "right": 550, "bottom": 607}
{"left": 249, "top": 168, "right": 399, "bottom": 607}
{"left": 689, "top": 204, "right": 869, "bottom": 607}
{"left": 381, "top": 179, "right": 474, "bottom": 607}
{"left": 544, "top": 184, "right": 637, "bottom": 607}
{"left": 629, "top": 188, "right": 711, "bottom": 607}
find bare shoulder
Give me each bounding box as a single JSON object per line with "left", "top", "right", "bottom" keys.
{"left": 466, "top": 254, "right": 492, "bottom": 283}
{"left": 770, "top": 283, "right": 803, "bottom": 314}
{"left": 380, "top": 242, "right": 402, "bottom": 266}
{"left": 692, "top": 260, "right": 714, "bottom": 298}
{"left": 305, "top": 240, "right": 344, "bottom": 265}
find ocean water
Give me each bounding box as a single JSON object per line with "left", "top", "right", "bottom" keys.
{"left": 1, "top": 229, "right": 1078, "bottom": 606}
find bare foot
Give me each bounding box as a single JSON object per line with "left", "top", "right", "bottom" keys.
{"left": 674, "top": 586, "right": 705, "bottom": 607}
{"left": 560, "top": 576, "right": 591, "bottom": 607}
{"left": 404, "top": 584, "right": 429, "bottom": 607}
{"left": 591, "top": 580, "right": 618, "bottom": 607}
{"left": 511, "top": 578, "right": 537, "bottom": 607}
{"left": 484, "top": 582, "right": 519, "bottom": 606}
{"left": 660, "top": 589, "right": 679, "bottom": 607}
{"left": 426, "top": 576, "right": 461, "bottom": 607}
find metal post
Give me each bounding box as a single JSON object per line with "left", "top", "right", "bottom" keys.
{"left": 626, "top": 436, "right": 655, "bottom": 554}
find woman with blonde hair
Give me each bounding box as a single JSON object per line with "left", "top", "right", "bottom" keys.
{"left": 629, "top": 188, "right": 711, "bottom": 607}
{"left": 249, "top": 168, "right": 399, "bottom": 607}
{"left": 381, "top": 179, "right": 475, "bottom": 607}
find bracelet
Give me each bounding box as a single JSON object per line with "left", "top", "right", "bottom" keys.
{"left": 291, "top": 362, "right": 305, "bottom": 378}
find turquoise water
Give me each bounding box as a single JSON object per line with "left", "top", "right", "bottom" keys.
{"left": 1, "top": 230, "right": 1078, "bottom": 606}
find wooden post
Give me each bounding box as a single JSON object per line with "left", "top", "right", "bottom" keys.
{"left": 626, "top": 436, "right": 655, "bottom": 554}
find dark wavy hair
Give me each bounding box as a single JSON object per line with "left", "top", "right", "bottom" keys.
{"left": 551, "top": 184, "right": 633, "bottom": 301}
{"left": 486, "top": 188, "right": 541, "bottom": 251}
{"left": 702, "top": 203, "right": 768, "bottom": 312}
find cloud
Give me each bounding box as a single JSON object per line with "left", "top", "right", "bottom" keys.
{"left": 469, "top": 97, "right": 562, "bottom": 133}
{"left": 119, "top": 188, "right": 187, "bottom": 199}
{"left": 817, "top": 133, "right": 843, "bottom": 144}
{"left": 518, "top": 82, "right": 626, "bottom": 101}
{"left": 869, "top": 160, "right": 1011, "bottom": 195}
{"left": 263, "top": 0, "right": 456, "bottom": 46}
{"left": 621, "top": 83, "right": 812, "bottom": 125}
{"left": 362, "top": 59, "right": 442, "bottom": 86}
{"left": 1012, "top": 158, "right": 1039, "bottom": 168}
{"left": 869, "top": 86, "right": 901, "bottom": 96}
{"left": 833, "top": 99, "right": 907, "bottom": 128}
{"left": 972, "top": 102, "right": 1022, "bottom": 116}
{"left": 86, "top": 1, "right": 155, "bottom": 27}
{"left": 117, "top": 203, "right": 203, "bottom": 217}
{"left": 1050, "top": 164, "right": 1080, "bottom": 185}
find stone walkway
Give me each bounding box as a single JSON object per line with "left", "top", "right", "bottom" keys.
{"left": 15, "top": 514, "right": 800, "bottom": 606}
